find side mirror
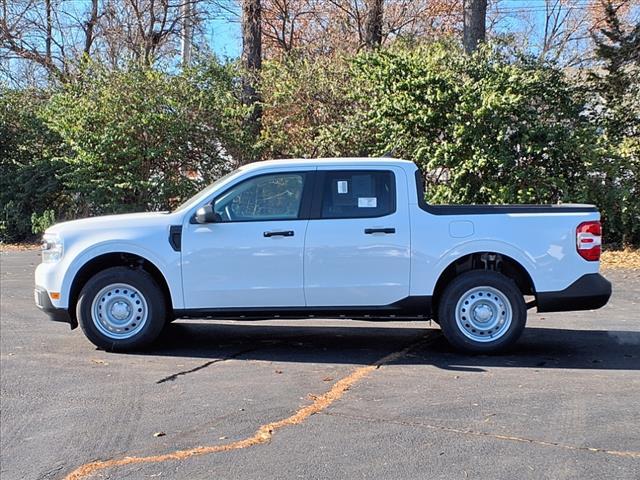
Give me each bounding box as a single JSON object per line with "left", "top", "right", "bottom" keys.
{"left": 194, "top": 205, "right": 217, "bottom": 224}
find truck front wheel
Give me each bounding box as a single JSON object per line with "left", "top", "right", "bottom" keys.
{"left": 76, "top": 267, "right": 166, "bottom": 351}
{"left": 437, "top": 271, "right": 526, "bottom": 353}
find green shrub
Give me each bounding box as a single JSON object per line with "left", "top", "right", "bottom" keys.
{"left": 582, "top": 136, "right": 640, "bottom": 247}
{"left": 31, "top": 209, "right": 57, "bottom": 235}
{"left": 1, "top": 44, "right": 637, "bottom": 246}
{"left": 260, "top": 54, "right": 354, "bottom": 159}
{"left": 584, "top": 8, "right": 640, "bottom": 247}
{"left": 338, "top": 43, "right": 598, "bottom": 205}
{"left": 0, "top": 89, "right": 68, "bottom": 242}
{"left": 42, "top": 60, "right": 251, "bottom": 215}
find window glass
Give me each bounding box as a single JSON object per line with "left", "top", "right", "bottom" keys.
{"left": 173, "top": 170, "right": 239, "bottom": 212}
{"left": 321, "top": 171, "right": 395, "bottom": 219}
{"left": 214, "top": 173, "right": 305, "bottom": 222}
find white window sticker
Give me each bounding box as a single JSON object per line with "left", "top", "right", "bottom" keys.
{"left": 358, "top": 197, "right": 377, "bottom": 208}
{"left": 337, "top": 180, "right": 348, "bottom": 194}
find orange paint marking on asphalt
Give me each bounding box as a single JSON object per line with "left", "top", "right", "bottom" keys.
{"left": 64, "top": 336, "right": 431, "bottom": 480}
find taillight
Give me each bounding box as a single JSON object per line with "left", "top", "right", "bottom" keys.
{"left": 576, "top": 221, "right": 602, "bottom": 261}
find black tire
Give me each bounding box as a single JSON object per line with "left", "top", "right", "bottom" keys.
{"left": 76, "top": 267, "right": 167, "bottom": 351}
{"left": 437, "top": 270, "right": 526, "bottom": 353}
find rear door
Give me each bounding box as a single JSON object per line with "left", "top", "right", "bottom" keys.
{"left": 303, "top": 167, "right": 411, "bottom": 306}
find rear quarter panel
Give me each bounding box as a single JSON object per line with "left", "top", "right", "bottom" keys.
{"left": 409, "top": 206, "right": 600, "bottom": 296}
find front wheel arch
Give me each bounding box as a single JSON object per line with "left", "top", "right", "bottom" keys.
{"left": 68, "top": 252, "right": 173, "bottom": 326}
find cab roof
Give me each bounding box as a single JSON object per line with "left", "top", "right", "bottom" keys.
{"left": 241, "top": 157, "right": 416, "bottom": 171}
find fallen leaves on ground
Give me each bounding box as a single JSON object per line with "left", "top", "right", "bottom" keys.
{"left": 0, "top": 243, "right": 40, "bottom": 251}
{"left": 601, "top": 249, "right": 640, "bottom": 270}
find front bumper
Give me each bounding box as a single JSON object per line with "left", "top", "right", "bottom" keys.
{"left": 536, "top": 273, "right": 612, "bottom": 313}
{"left": 34, "top": 287, "right": 77, "bottom": 329}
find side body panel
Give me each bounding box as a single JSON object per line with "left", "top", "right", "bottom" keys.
{"left": 303, "top": 166, "right": 411, "bottom": 306}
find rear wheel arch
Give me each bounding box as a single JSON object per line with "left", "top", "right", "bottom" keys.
{"left": 432, "top": 252, "right": 535, "bottom": 315}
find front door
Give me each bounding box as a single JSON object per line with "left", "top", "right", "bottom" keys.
{"left": 303, "top": 167, "right": 411, "bottom": 307}
{"left": 182, "top": 170, "right": 313, "bottom": 309}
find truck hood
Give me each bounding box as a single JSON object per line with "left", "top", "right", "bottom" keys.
{"left": 46, "top": 212, "right": 173, "bottom": 236}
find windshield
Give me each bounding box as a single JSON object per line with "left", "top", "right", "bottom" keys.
{"left": 172, "top": 169, "right": 240, "bottom": 213}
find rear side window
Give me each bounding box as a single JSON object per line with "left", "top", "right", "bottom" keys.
{"left": 320, "top": 170, "right": 395, "bottom": 219}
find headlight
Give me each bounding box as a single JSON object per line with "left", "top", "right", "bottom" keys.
{"left": 41, "top": 233, "right": 63, "bottom": 263}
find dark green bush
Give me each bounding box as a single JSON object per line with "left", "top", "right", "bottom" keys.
{"left": 583, "top": 9, "right": 640, "bottom": 247}
{"left": 259, "top": 55, "right": 354, "bottom": 159}
{"left": 42, "top": 61, "right": 250, "bottom": 215}
{"left": 334, "top": 44, "right": 598, "bottom": 204}
{"left": 0, "top": 89, "right": 68, "bottom": 242}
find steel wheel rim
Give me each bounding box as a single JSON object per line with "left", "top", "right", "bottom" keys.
{"left": 455, "top": 286, "right": 513, "bottom": 343}
{"left": 91, "top": 283, "right": 148, "bottom": 340}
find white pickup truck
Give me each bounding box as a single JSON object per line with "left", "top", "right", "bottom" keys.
{"left": 35, "top": 158, "right": 611, "bottom": 353}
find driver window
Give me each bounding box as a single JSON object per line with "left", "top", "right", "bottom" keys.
{"left": 213, "top": 173, "right": 305, "bottom": 222}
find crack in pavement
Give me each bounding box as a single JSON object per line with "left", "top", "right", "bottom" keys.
{"left": 321, "top": 411, "right": 640, "bottom": 459}
{"left": 36, "top": 464, "right": 64, "bottom": 480}
{"left": 62, "top": 332, "right": 439, "bottom": 480}
{"left": 155, "top": 347, "right": 262, "bottom": 384}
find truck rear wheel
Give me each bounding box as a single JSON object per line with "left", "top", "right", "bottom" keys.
{"left": 437, "top": 271, "right": 526, "bottom": 353}
{"left": 76, "top": 267, "right": 166, "bottom": 351}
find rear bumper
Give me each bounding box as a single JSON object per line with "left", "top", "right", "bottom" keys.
{"left": 536, "top": 273, "right": 612, "bottom": 313}
{"left": 34, "top": 287, "right": 77, "bottom": 329}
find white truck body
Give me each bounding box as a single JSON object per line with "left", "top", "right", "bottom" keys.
{"left": 35, "top": 158, "right": 611, "bottom": 352}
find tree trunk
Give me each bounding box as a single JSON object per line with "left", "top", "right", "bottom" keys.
{"left": 463, "top": 0, "right": 487, "bottom": 53}
{"left": 84, "top": 0, "right": 99, "bottom": 56}
{"left": 364, "top": 0, "right": 384, "bottom": 49}
{"left": 242, "top": 0, "right": 262, "bottom": 75}
{"left": 45, "top": 0, "right": 52, "bottom": 64}
{"left": 241, "top": 0, "right": 262, "bottom": 162}
{"left": 181, "top": 0, "right": 192, "bottom": 67}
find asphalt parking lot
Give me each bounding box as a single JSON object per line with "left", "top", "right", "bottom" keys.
{"left": 1, "top": 249, "right": 639, "bottom": 480}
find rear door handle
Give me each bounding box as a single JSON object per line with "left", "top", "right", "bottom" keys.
{"left": 364, "top": 228, "right": 396, "bottom": 234}
{"left": 264, "top": 230, "right": 294, "bottom": 237}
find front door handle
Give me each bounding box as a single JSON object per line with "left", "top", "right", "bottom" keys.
{"left": 264, "top": 230, "right": 294, "bottom": 237}
{"left": 364, "top": 228, "right": 396, "bottom": 234}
